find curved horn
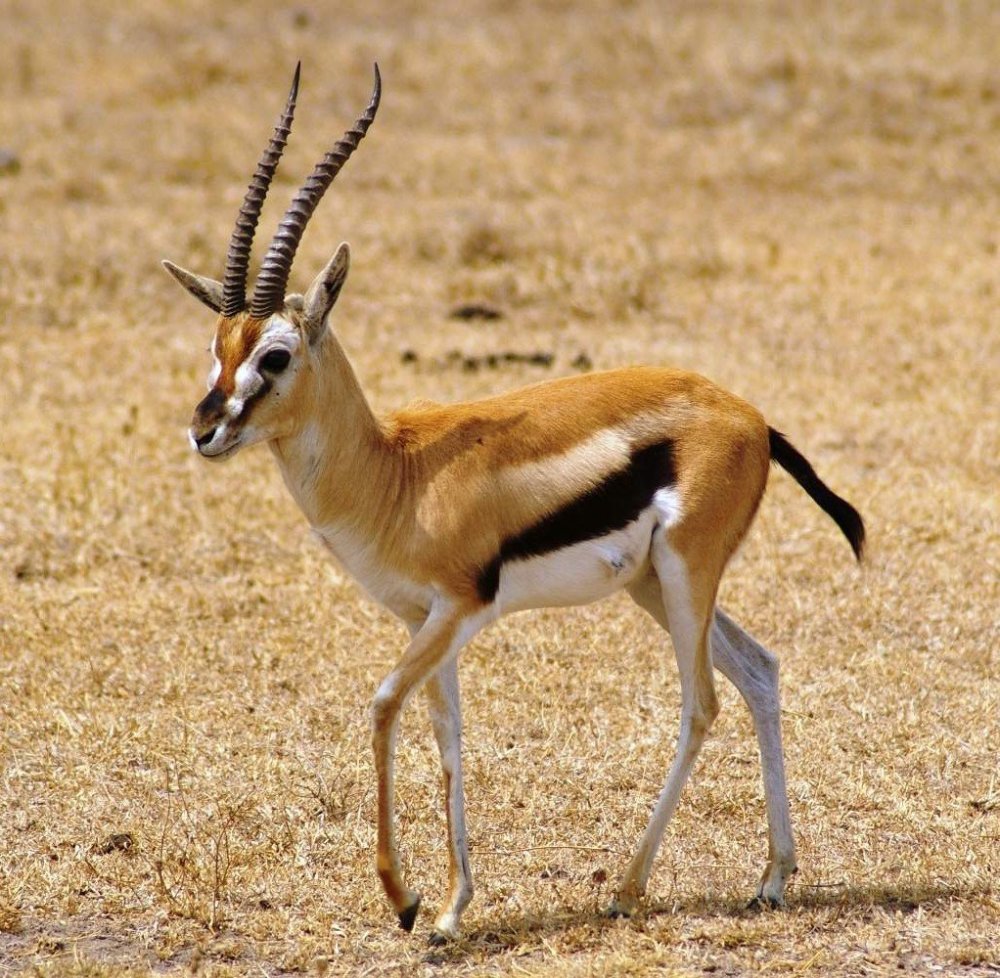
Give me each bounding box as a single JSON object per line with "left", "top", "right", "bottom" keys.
{"left": 250, "top": 63, "right": 381, "bottom": 319}
{"left": 220, "top": 63, "right": 301, "bottom": 318}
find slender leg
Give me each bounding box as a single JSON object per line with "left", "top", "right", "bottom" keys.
{"left": 371, "top": 604, "right": 485, "bottom": 933}
{"left": 627, "top": 572, "right": 797, "bottom": 908}
{"left": 712, "top": 608, "right": 797, "bottom": 905}
{"left": 610, "top": 539, "right": 720, "bottom": 916}
{"left": 424, "top": 658, "right": 474, "bottom": 943}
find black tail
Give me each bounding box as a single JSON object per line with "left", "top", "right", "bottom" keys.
{"left": 768, "top": 427, "right": 866, "bottom": 561}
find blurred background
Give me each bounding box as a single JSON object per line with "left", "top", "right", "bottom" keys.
{"left": 0, "top": 1, "right": 997, "bottom": 975}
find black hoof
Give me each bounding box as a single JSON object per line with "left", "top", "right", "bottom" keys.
{"left": 398, "top": 898, "right": 421, "bottom": 932}
{"left": 747, "top": 894, "right": 780, "bottom": 911}
{"left": 428, "top": 930, "right": 449, "bottom": 947}
{"left": 604, "top": 903, "right": 633, "bottom": 919}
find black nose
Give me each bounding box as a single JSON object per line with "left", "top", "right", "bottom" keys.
{"left": 195, "top": 387, "right": 226, "bottom": 419}
{"left": 192, "top": 387, "right": 227, "bottom": 449}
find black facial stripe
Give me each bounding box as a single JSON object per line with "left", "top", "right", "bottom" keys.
{"left": 240, "top": 376, "right": 273, "bottom": 416}
{"left": 475, "top": 440, "right": 677, "bottom": 603}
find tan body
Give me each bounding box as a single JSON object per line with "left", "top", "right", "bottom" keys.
{"left": 165, "top": 65, "right": 864, "bottom": 943}
{"left": 277, "top": 356, "right": 769, "bottom": 616}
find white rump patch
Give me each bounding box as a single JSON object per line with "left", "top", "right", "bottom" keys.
{"left": 653, "top": 486, "right": 683, "bottom": 528}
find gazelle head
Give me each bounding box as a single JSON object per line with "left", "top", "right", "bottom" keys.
{"left": 163, "top": 64, "right": 380, "bottom": 460}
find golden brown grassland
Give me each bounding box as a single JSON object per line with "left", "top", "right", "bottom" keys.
{"left": 1, "top": 0, "right": 998, "bottom": 974}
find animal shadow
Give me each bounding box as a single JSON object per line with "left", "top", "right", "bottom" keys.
{"left": 423, "top": 880, "right": 979, "bottom": 963}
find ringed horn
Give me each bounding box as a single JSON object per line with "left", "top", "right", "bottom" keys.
{"left": 220, "top": 63, "right": 301, "bottom": 318}
{"left": 248, "top": 63, "right": 382, "bottom": 320}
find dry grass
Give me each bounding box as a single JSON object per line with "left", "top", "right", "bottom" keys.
{"left": 1, "top": 0, "right": 998, "bottom": 974}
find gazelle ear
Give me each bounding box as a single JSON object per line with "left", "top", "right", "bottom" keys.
{"left": 162, "top": 259, "right": 225, "bottom": 314}
{"left": 302, "top": 242, "right": 350, "bottom": 343}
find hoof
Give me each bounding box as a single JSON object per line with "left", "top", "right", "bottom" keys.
{"left": 428, "top": 915, "right": 460, "bottom": 945}
{"left": 398, "top": 897, "right": 421, "bottom": 933}
{"left": 604, "top": 898, "right": 636, "bottom": 919}
{"left": 747, "top": 894, "right": 782, "bottom": 911}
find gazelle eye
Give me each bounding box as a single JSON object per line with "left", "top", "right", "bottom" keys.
{"left": 260, "top": 349, "right": 291, "bottom": 373}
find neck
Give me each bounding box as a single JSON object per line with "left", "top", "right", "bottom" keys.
{"left": 270, "top": 330, "right": 397, "bottom": 530}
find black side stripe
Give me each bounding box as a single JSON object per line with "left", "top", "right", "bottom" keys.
{"left": 476, "top": 440, "right": 676, "bottom": 602}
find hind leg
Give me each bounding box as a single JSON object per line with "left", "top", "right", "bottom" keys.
{"left": 627, "top": 572, "right": 797, "bottom": 908}
{"left": 712, "top": 608, "right": 797, "bottom": 905}
{"left": 423, "top": 658, "right": 475, "bottom": 942}
{"left": 609, "top": 537, "right": 720, "bottom": 916}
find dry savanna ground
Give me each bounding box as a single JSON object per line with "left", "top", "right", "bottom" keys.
{"left": 1, "top": 0, "right": 998, "bottom": 975}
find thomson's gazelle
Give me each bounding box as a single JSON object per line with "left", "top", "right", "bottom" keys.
{"left": 164, "top": 65, "right": 865, "bottom": 944}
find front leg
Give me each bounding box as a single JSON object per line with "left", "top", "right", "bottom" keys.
{"left": 371, "top": 603, "right": 485, "bottom": 934}
{"left": 424, "top": 659, "right": 474, "bottom": 943}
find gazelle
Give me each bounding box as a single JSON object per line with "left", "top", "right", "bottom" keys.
{"left": 164, "top": 65, "right": 865, "bottom": 944}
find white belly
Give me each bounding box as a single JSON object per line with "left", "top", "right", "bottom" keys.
{"left": 496, "top": 508, "right": 657, "bottom": 614}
